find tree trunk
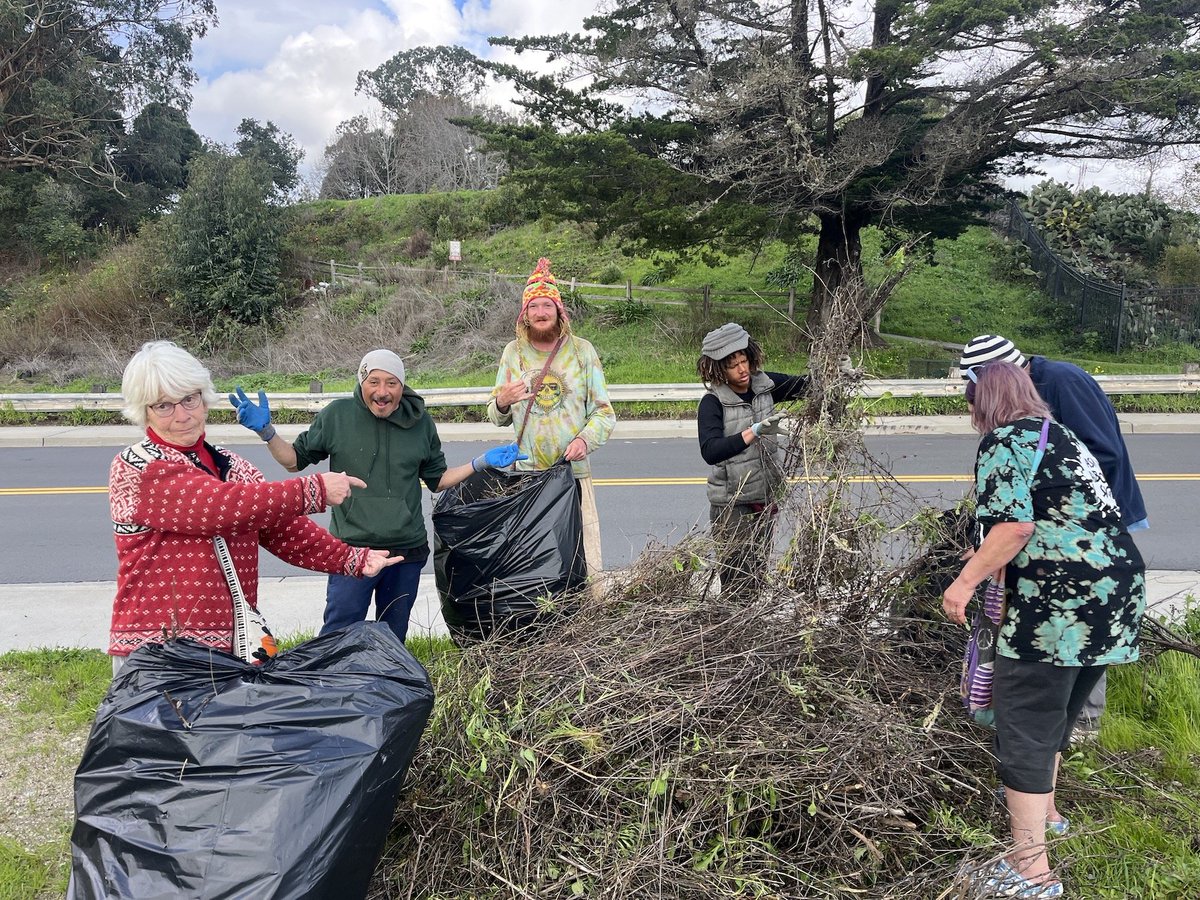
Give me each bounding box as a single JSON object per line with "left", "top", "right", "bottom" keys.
{"left": 806, "top": 208, "right": 868, "bottom": 340}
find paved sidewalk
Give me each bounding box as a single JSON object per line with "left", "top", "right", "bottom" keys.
{"left": 0, "top": 574, "right": 448, "bottom": 654}
{"left": 1, "top": 571, "right": 1194, "bottom": 655}
{"left": 2, "top": 413, "right": 1200, "bottom": 447}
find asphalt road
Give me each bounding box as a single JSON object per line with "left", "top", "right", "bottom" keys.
{"left": 0, "top": 434, "right": 1195, "bottom": 583}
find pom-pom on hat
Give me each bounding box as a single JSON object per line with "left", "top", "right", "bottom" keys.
{"left": 701, "top": 322, "right": 751, "bottom": 361}
{"left": 357, "top": 349, "right": 405, "bottom": 385}
{"left": 959, "top": 334, "right": 1026, "bottom": 376}
{"left": 518, "top": 257, "right": 567, "bottom": 324}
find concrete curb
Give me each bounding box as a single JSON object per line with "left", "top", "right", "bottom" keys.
{"left": 1, "top": 570, "right": 1194, "bottom": 656}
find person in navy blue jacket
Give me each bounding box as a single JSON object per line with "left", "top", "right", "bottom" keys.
{"left": 958, "top": 334, "right": 1149, "bottom": 735}
{"left": 959, "top": 336, "right": 1147, "bottom": 530}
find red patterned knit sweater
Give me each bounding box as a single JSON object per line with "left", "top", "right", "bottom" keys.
{"left": 108, "top": 436, "right": 370, "bottom": 657}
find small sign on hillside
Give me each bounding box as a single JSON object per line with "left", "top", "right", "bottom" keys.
{"left": 448, "top": 240, "right": 462, "bottom": 262}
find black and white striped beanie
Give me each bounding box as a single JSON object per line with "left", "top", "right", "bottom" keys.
{"left": 958, "top": 335, "right": 1026, "bottom": 376}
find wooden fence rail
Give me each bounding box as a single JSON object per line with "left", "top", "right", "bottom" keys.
{"left": 304, "top": 258, "right": 800, "bottom": 314}
{"left": 5, "top": 375, "right": 1198, "bottom": 413}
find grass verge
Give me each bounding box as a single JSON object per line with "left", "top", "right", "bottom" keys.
{"left": 0, "top": 627, "right": 1196, "bottom": 897}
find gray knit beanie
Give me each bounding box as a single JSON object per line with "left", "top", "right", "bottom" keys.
{"left": 357, "top": 349, "right": 406, "bottom": 384}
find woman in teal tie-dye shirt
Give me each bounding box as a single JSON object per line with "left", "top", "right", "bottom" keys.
{"left": 942, "top": 361, "right": 1145, "bottom": 899}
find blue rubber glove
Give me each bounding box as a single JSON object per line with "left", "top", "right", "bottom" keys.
{"left": 473, "top": 442, "right": 529, "bottom": 471}
{"left": 228, "top": 387, "right": 272, "bottom": 435}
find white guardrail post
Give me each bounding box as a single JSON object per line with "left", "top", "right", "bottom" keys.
{"left": 1, "top": 375, "right": 1198, "bottom": 412}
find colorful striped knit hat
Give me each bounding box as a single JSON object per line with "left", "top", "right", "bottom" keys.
{"left": 517, "top": 257, "right": 567, "bottom": 324}
{"left": 959, "top": 334, "right": 1026, "bottom": 376}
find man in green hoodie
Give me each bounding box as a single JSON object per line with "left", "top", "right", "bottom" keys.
{"left": 229, "top": 349, "right": 523, "bottom": 642}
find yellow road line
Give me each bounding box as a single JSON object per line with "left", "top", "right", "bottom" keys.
{"left": 3, "top": 473, "right": 1199, "bottom": 496}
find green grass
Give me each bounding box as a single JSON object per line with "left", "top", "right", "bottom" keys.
{"left": 0, "top": 648, "right": 111, "bottom": 732}
{"left": 6, "top": 199, "right": 1200, "bottom": 403}
{"left": 1060, "top": 802, "right": 1200, "bottom": 898}
{"left": 1104, "top": 652, "right": 1200, "bottom": 785}
{"left": 0, "top": 837, "right": 57, "bottom": 900}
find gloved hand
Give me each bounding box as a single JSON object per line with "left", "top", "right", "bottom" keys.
{"left": 473, "top": 442, "right": 529, "bottom": 471}
{"left": 228, "top": 387, "right": 272, "bottom": 435}
{"left": 751, "top": 412, "right": 790, "bottom": 437}
{"left": 838, "top": 355, "right": 863, "bottom": 376}
{"left": 808, "top": 354, "right": 863, "bottom": 376}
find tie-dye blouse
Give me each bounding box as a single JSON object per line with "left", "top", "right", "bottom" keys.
{"left": 975, "top": 417, "right": 1146, "bottom": 666}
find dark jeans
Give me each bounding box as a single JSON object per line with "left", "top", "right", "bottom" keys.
{"left": 321, "top": 558, "right": 424, "bottom": 643}
{"left": 710, "top": 503, "right": 776, "bottom": 597}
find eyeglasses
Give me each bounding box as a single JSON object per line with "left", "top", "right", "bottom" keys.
{"left": 147, "top": 392, "right": 203, "bottom": 416}
{"left": 964, "top": 365, "right": 988, "bottom": 384}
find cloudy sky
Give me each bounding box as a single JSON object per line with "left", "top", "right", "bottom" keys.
{"left": 185, "top": 0, "right": 1179, "bottom": 196}
{"left": 188, "top": 0, "right": 594, "bottom": 178}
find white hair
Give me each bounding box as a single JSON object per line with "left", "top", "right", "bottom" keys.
{"left": 120, "top": 341, "right": 218, "bottom": 426}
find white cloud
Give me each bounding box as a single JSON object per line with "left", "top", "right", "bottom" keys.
{"left": 187, "top": 2, "right": 1182, "bottom": 198}
{"left": 188, "top": 0, "right": 597, "bottom": 166}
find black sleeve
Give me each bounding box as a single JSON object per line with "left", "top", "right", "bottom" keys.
{"left": 698, "top": 393, "right": 750, "bottom": 465}
{"left": 765, "top": 371, "right": 811, "bottom": 402}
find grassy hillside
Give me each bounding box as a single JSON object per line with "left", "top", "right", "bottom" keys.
{"left": 2, "top": 190, "right": 1198, "bottom": 398}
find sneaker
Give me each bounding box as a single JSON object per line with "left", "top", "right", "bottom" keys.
{"left": 1070, "top": 718, "right": 1100, "bottom": 744}
{"left": 978, "top": 859, "right": 1065, "bottom": 898}
{"left": 1046, "top": 817, "right": 1069, "bottom": 837}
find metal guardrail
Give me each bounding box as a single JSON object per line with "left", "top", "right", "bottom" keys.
{"left": 3, "top": 375, "right": 1198, "bottom": 412}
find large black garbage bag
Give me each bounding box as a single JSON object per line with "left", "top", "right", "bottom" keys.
{"left": 434, "top": 461, "right": 586, "bottom": 643}
{"left": 68, "top": 623, "right": 434, "bottom": 900}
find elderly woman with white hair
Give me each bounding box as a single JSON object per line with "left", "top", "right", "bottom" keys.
{"left": 108, "top": 340, "right": 402, "bottom": 675}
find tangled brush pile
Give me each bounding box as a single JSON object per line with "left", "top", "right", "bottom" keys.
{"left": 368, "top": 273, "right": 1200, "bottom": 899}
{"left": 374, "top": 415, "right": 1017, "bottom": 898}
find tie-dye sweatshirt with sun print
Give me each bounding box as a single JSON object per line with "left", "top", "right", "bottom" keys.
{"left": 487, "top": 336, "right": 616, "bottom": 479}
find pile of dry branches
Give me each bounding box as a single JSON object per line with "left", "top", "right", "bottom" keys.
{"left": 370, "top": 283, "right": 1196, "bottom": 898}
{"left": 374, "top": 402, "right": 1016, "bottom": 899}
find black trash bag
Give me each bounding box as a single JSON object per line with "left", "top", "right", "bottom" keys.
{"left": 433, "top": 461, "right": 586, "bottom": 644}
{"left": 68, "top": 623, "right": 434, "bottom": 900}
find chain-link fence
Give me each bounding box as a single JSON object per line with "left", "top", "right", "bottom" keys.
{"left": 1006, "top": 201, "right": 1200, "bottom": 351}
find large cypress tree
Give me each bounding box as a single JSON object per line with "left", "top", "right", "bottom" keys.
{"left": 470, "top": 0, "right": 1200, "bottom": 338}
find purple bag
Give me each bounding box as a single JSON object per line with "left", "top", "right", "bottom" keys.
{"left": 961, "top": 576, "right": 1006, "bottom": 726}
{"left": 960, "top": 417, "right": 1050, "bottom": 727}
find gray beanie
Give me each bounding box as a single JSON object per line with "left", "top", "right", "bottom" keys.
{"left": 701, "top": 322, "right": 751, "bottom": 360}
{"left": 959, "top": 334, "right": 1026, "bottom": 376}
{"left": 357, "top": 349, "right": 406, "bottom": 385}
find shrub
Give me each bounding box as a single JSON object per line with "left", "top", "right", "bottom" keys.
{"left": 1158, "top": 243, "right": 1200, "bottom": 286}
{"left": 594, "top": 263, "right": 624, "bottom": 284}
{"left": 171, "top": 152, "right": 283, "bottom": 326}
{"left": 404, "top": 228, "right": 433, "bottom": 259}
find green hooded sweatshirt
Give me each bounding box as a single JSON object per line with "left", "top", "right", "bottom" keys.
{"left": 292, "top": 385, "right": 448, "bottom": 551}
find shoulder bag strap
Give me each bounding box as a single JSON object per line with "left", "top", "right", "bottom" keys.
{"left": 192, "top": 452, "right": 275, "bottom": 664}
{"left": 1032, "top": 417, "right": 1051, "bottom": 472}
{"left": 213, "top": 535, "right": 258, "bottom": 662}
{"left": 516, "top": 335, "right": 565, "bottom": 446}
